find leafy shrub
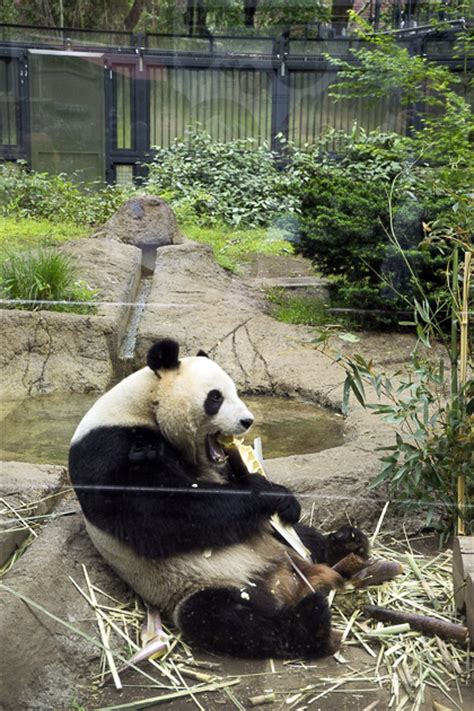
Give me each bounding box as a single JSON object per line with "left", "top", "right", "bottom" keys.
{"left": 0, "top": 249, "right": 98, "bottom": 314}
{"left": 297, "top": 166, "right": 451, "bottom": 327}
{"left": 0, "top": 163, "right": 128, "bottom": 226}
{"left": 341, "top": 352, "right": 473, "bottom": 540}
{"left": 145, "top": 128, "right": 298, "bottom": 227}
{"left": 289, "top": 126, "right": 413, "bottom": 185}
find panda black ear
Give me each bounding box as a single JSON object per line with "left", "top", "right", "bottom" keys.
{"left": 147, "top": 339, "right": 180, "bottom": 372}
{"left": 197, "top": 349, "right": 209, "bottom": 358}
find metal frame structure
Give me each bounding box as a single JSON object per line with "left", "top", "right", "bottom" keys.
{"left": 0, "top": 21, "right": 471, "bottom": 183}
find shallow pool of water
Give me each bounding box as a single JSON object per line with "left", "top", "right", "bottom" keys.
{"left": 0, "top": 393, "right": 343, "bottom": 466}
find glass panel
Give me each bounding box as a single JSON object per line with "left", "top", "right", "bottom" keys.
{"left": 288, "top": 70, "right": 406, "bottom": 147}
{"left": 149, "top": 66, "right": 272, "bottom": 147}
{"left": 0, "top": 57, "right": 17, "bottom": 146}
{"left": 115, "top": 163, "right": 134, "bottom": 186}
{"left": 29, "top": 53, "right": 105, "bottom": 182}
{"left": 115, "top": 65, "right": 133, "bottom": 150}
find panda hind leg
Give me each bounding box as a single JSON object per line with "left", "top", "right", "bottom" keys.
{"left": 176, "top": 586, "right": 340, "bottom": 659}
{"left": 294, "top": 523, "right": 370, "bottom": 568}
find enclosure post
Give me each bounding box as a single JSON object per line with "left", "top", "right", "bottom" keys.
{"left": 134, "top": 48, "right": 149, "bottom": 182}
{"left": 104, "top": 58, "right": 114, "bottom": 184}
{"left": 271, "top": 31, "right": 290, "bottom": 159}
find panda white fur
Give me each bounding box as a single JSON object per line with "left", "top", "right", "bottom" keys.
{"left": 69, "top": 338, "right": 369, "bottom": 658}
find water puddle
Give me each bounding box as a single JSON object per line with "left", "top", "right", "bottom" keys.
{"left": 243, "top": 395, "right": 344, "bottom": 459}
{"left": 0, "top": 394, "right": 343, "bottom": 466}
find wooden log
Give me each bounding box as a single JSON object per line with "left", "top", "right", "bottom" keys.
{"left": 363, "top": 605, "right": 469, "bottom": 643}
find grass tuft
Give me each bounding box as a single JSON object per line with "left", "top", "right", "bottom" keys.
{"left": 266, "top": 288, "right": 334, "bottom": 327}
{"left": 181, "top": 222, "right": 293, "bottom": 272}
{"left": 0, "top": 248, "right": 98, "bottom": 314}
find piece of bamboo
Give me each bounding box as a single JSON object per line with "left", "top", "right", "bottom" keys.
{"left": 457, "top": 250, "right": 472, "bottom": 536}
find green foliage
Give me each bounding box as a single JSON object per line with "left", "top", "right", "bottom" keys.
{"left": 182, "top": 222, "right": 293, "bottom": 272}
{"left": 340, "top": 352, "right": 473, "bottom": 541}
{"left": 327, "top": 12, "right": 474, "bottom": 194}
{"left": 0, "top": 164, "right": 128, "bottom": 227}
{"left": 266, "top": 288, "right": 333, "bottom": 327}
{"left": 0, "top": 249, "right": 98, "bottom": 314}
{"left": 145, "top": 128, "right": 298, "bottom": 227}
{"left": 297, "top": 156, "right": 451, "bottom": 327}
{"left": 0, "top": 216, "right": 89, "bottom": 254}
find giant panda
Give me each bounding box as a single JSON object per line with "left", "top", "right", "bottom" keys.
{"left": 69, "top": 338, "right": 369, "bottom": 659}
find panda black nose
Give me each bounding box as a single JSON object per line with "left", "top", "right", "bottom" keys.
{"left": 240, "top": 418, "right": 254, "bottom": 430}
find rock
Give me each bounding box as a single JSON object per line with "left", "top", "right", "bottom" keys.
{"left": 265, "top": 446, "right": 385, "bottom": 531}
{"left": 97, "top": 195, "right": 185, "bottom": 248}
{"left": 0, "top": 461, "right": 67, "bottom": 566}
{"left": 0, "top": 500, "right": 131, "bottom": 711}
{"left": 249, "top": 276, "right": 330, "bottom": 301}
{"left": 135, "top": 240, "right": 259, "bottom": 369}
{"left": 0, "top": 239, "right": 142, "bottom": 398}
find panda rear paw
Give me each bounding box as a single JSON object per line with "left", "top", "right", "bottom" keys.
{"left": 290, "top": 592, "right": 340, "bottom": 656}
{"left": 325, "top": 525, "right": 370, "bottom": 567}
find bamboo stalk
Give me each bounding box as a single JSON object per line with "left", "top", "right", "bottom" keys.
{"left": 363, "top": 605, "right": 469, "bottom": 643}
{"left": 82, "top": 565, "right": 122, "bottom": 690}
{"left": 457, "top": 250, "right": 472, "bottom": 536}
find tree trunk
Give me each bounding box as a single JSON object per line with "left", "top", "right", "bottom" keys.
{"left": 195, "top": 0, "right": 210, "bottom": 36}
{"left": 243, "top": 0, "right": 259, "bottom": 28}
{"left": 184, "top": 0, "right": 210, "bottom": 37}
{"left": 184, "top": 0, "right": 195, "bottom": 35}
{"left": 331, "top": 0, "right": 355, "bottom": 36}
{"left": 124, "top": 0, "right": 147, "bottom": 31}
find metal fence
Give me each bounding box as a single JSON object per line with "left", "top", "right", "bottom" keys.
{"left": 0, "top": 22, "right": 471, "bottom": 184}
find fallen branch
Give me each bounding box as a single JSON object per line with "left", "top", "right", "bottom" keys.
{"left": 363, "top": 605, "right": 469, "bottom": 643}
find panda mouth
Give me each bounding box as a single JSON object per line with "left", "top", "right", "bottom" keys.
{"left": 206, "top": 433, "right": 228, "bottom": 464}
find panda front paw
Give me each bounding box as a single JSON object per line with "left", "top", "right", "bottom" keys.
{"left": 243, "top": 475, "right": 301, "bottom": 524}
{"left": 325, "top": 525, "right": 370, "bottom": 567}
{"left": 270, "top": 484, "right": 301, "bottom": 524}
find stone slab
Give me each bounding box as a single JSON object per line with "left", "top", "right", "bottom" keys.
{"left": 0, "top": 239, "right": 142, "bottom": 398}
{"left": 251, "top": 275, "right": 330, "bottom": 300}
{"left": 0, "top": 503, "right": 131, "bottom": 711}
{"left": 0, "top": 461, "right": 68, "bottom": 566}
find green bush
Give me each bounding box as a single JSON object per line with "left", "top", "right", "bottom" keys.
{"left": 298, "top": 166, "right": 451, "bottom": 327}
{"left": 0, "top": 249, "right": 98, "bottom": 314}
{"left": 0, "top": 163, "right": 128, "bottom": 226}
{"left": 145, "top": 128, "right": 298, "bottom": 227}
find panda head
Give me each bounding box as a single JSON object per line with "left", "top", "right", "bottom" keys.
{"left": 147, "top": 339, "right": 254, "bottom": 466}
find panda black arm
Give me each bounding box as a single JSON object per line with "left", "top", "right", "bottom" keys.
{"left": 69, "top": 425, "right": 297, "bottom": 559}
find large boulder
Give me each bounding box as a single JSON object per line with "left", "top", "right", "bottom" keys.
{"left": 97, "top": 195, "right": 185, "bottom": 248}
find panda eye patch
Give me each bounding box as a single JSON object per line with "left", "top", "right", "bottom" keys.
{"left": 204, "top": 389, "right": 224, "bottom": 416}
